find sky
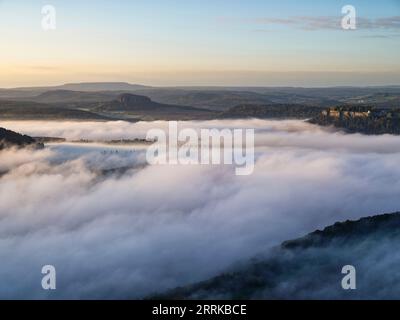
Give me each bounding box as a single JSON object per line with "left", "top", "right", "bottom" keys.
{"left": 0, "top": 0, "right": 399, "bottom": 87}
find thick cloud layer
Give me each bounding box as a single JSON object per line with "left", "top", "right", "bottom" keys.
{"left": 1, "top": 119, "right": 400, "bottom": 299}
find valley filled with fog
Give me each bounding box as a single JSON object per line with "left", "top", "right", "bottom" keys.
{"left": 1, "top": 119, "right": 400, "bottom": 299}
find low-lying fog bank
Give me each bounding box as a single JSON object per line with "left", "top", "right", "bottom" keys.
{"left": 1, "top": 119, "right": 400, "bottom": 299}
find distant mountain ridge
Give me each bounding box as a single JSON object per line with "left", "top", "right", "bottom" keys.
{"left": 59, "top": 82, "right": 150, "bottom": 92}
{"left": 14, "top": 82, "right": 150, "bottom": 92}
{"left": 1, "top": 83, "right": 399, "bottom": 112}
{"left": 220, "top": 104, "right": 323, "bottom": 119}
{"left": 92, "top": 93, "right": 216, "bottom": 120}
{"left": 0, "top": 91, "right": 217, "bottom": 121}
{"left": 0, "top": 83, "right": 399, "bottom": 120}
{"left": 32, "top": 90, "right": 117, "bottom": 103}
{"left": 0, "top": 100, "right": 113, "bottom": 120}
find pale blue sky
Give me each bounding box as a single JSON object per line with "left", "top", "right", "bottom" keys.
{"left": 0, "top": 0, "right": 399, "bottom": 86}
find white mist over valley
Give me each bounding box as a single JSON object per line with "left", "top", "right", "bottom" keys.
{"left": 1, "top": 119, "right": 400, "bottom": 299}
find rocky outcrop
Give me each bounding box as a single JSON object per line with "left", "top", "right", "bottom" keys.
{"left": 0, "top": 127, "right": 43, "bottom": 149}
{"left": 310, "top": 106, "right": 400, "bottom": 134}
{"left": 93, "top": 93, "right": 216, "bottom": 120}
{"left": 153, "top": 211, "right": 400, "bottom": 300}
